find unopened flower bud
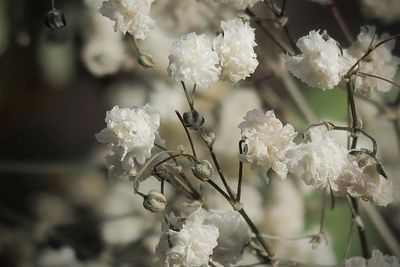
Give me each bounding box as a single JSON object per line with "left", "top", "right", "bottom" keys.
{"left": 44, "top": 9, "right": 67, "bottom": 30}
{"left": 192, "top": 160, "right": 213, "bottom": 181}
{"left": 138, "top": 53, "right": 155, "bottom": 68}
{"left": 202, "top": 132, "right": 215, "bottom": 147}
{"left": 143, "top": 190, "right": 167, "bottom": 213}
{"left": 183, "top": 109, "right": 204, "bottom": 130}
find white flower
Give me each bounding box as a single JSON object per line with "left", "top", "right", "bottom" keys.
{"left": 344, "top": 26, "right": 400, "bottom": 97}
{"left": 218, "top": 0, "right": 263, "bottom": 10}
{"left": 287, "top": 125, "right": 348, "bottom": 189}
{"left": 239, "top": 109, "right": 297, "bottom": 181}
{"left": 37, "top": 247, "right": 77, "bottom": 267}
{"left": 205, "top": 210, "right": 251, "bottom": 265}
{"left": 345, "top": 249, "right": 400, "bottom": 267}
{"left": 99, "top": 0, "right": 155, "bottom": 39}
{"left": 336, "top": 153, "right": 393, "bottom": 207}
{"left": 284, "top": 30, "right": 349, "bottom": 90}
{"left": 168, "top": 32, "right": 221, "bottom": 87}
{"left": 95, "top": 104, "right": 161, "bottom": 179}
{"left": 156, "top": 207, "right": 219, "bottom": 267}
{"left": 360, "top": 0, "right": 400, "bottom": 24}
{"left": 215, "top": 18, "right": 259, "bottom": 83}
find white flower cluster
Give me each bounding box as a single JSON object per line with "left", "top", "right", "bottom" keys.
{"left": 156, "top": 207, "right": 251, "bottom": 266}
{"left": 239, "top": 116, "right": 393, "bottom": 206}
{"left": 344, "top": 26, "right": 400, "bottom": 96}
{"left": 345, "top": 249, "right": 400, "bottom": 267}
{"left": 239, "top": 109, "right": 297, "bottom": 180}
{"left": 284, "top": 30, "right": 349, "bottom": 90}
{"left": 168, "top": 32, "right": 221, "bottom": 88}
{"left": 168, "top": 18, "right": 258, "bottom": 87}
{"left": 285, "top": 28, "right": 399, "bottom": 96}
{"left": 100, "top": 0, "right": 155, "bottom": 39}
{"left": 217, "top": 0, "right": 263, "bottom": 10}
{"left": 95, "top": 104, "right": 162, "bottom": 179}
{"left": 336, "top": 154, "right": 393, "bottom": 207}
{"left": 287, "top": 126, "right": 348, "bottom": 189}
{"left": 215, "top": 18, "right": 259, "bottom": 83}
{"left": 361, "top": 0, "right": 400, "bottom": 24}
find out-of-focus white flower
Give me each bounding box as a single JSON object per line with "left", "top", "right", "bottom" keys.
{"left": 156, "top": 207, "right": 219, "bottom": 267}
{"left": 37, "top": 247, "right": 78, "bottom": 267}
{"left": 360, "top": 0, "right": 400, "bottom": 24}
{"left": 263, "top": 180, "right": 304, "bottom": 237}
{"left": 100, "top": 0, "right": 155, "bottom": 39}
{"left": 82, "top": 13, "right": 126, "bottom": 77}
{"left": 95, "top": 104, "right": 162, "bottom": 179}
{"left": 101, "top": 217, "right": 144, "bottom": 245}
{"left": 218, "top": 0, "right": 263, "bottom": 10}
{"left": 284, "top": 30, "right": 349, "bottom": 90}
{"left": 344, "top": 26, "right": 400, "bottom": 97}
{"left": 215, "top": 18, "right": 258, "bottom": 83}
{"left": 239, "top": 109, "right": 297, "bottom": 181}
{"left": 345, "top": 249, "right": 400, "bottom": 267}
{"left": 336, "top": 154, "right": 393, "bottom": 207}
{"left": 205, "top": 210, "right": 251, "bottom": 265}
{"left": 168, "top": 32, "right": 221, "bottom": 88}
{"left": 287, "top": 126, "right": 348, "bottom": 189}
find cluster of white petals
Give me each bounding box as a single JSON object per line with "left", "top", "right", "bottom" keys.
{"left": 95, "top": 104, "right": 161, "bottom": 179}
{"left": 344, "top": 26, "right": 400, "bottom": 96}
{"left": 156, "top": 207, "right": 219, "bottom": 267}
{"left": 218, "top": 0, "right": 263, "bottom": 10}
{"left": 345, "top": 249, "right": 400, "bottom": 267}
{"left": 287, "top": 126, "right": 348, "bottom": 188}
{"left": 239, "top": 109, "right": 297, "bottom": 181}
{"left": 100, "top": 0, "right": 155, "bottom": 39}
{"left": 284, "top": 30, "right": 350, "bottom": 90}
{"left": 215, "top": 18, "right": 259, "bottom": 83}
{"left": 205, "top": 210, "right": 251, "bottom": 265}
{"left": 168, "top": 32, "right": 221, "bottom": 87}
{"left": 361, "top": 0, "right": 400, "bottom": 24}
{"left": 336, "top": 154, "right": 393, "bottom": 207}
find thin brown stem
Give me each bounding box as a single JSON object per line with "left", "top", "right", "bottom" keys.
{"left": 328, "top": 1, "right": 353, "bottom": 43}
{"left": 356, "top": 72, "right": 400, "bottom": 90}
{"left": 175, "top": 110, "right": 197, "bottom": 159}
{"left": 237, "top": 140, "right": 245, "bottom": 202}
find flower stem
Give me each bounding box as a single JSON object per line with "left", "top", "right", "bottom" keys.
{"left": 175, "top": 110, "right": 197, "bottom": 159}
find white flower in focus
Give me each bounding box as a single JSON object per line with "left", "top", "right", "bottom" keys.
{"left": 345, "top": 249, "right": 400, "bottom": 267}
{"left": 205, "top": 210, "right": 251, "bottom": 265}
{"left": 95, "top": 104, "right": 162, "bottom": 179}
{"left": 360, "top": 0, "right": 400, "bottom": 24}
{"left": 168, "top": 32, "right": 221, "bottom": 87}
{"left": 336, "top": 154, "right": 393, "bottom": 207}
{"left": 156, "top": 207, "right": 219, "bottom": 267}
{"left": 239, "top": 109, "right": 297, "bottom": 181}
{"left": 344, "top": 26, "right": 400, "bottom": 97}
{"left": 215, "top": 18, "right": 258, "bottom": 83}
{"left": 287, "top": 126, "right": 348, "bottom": 189}
{"left": 284, "top": 30, "right": 349, "bottom": 89}
{"left": 218, "top": 0, "right": 263, "bottom": 10}
{"left": 99, "top": 0, "right": 155, "bottom": 39}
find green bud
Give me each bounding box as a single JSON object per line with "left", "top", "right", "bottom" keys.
{"left": 138, "top": 53, "right": 156, "bottom": 68}
{"left": 192, "top": 160, "right": 213, "bottom": 181}
{"left": 143, "top": 190, "right": 167, "bottom": 213}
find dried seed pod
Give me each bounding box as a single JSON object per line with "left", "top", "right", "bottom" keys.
{"left": 44, "top": 9, "right": 66, "bottom": 30}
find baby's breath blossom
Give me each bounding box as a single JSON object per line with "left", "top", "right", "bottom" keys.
{"left": 344, "top": 26, "right": 400, "bottom": 96}
{"left": 215, "top": 18, "right": 258, "bottom": 83}
{"left": 205, "top": 210, "right": 251, "bottom": 265}
{"left": 95, "top": 104, "right": 162, "bottom": 179}
{"left": 284, "top": 30, "right": 349, "bottom": 90}
{"left": 99, "top": 0, "right": 155, "bottom": 39}
{"left": 360, "top": 0, "right": 400, "bottom": 24}
{"left": 345, "top": 249, "right": 400, "bottom": 267}
{"left": 336, "top": 154, "right": 393, "bottom": 207}
{"left": 218, "top": 0, "right": 263, "bottom": 10}
{"left": 287, "top": 126, "right": 348, "bottom": 189}
{"left": 168, "top": 33, "right": 221, "bottom": 87}
{"left": 156, "top": 208, "right": 219, "bottom": 267}
{"left": 239, "top": 109, "right": 297, "bottom": 181}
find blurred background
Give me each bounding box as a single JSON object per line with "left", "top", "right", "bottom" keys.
{"left": 0, "top": 0, "right": 399, "bottom": 266}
